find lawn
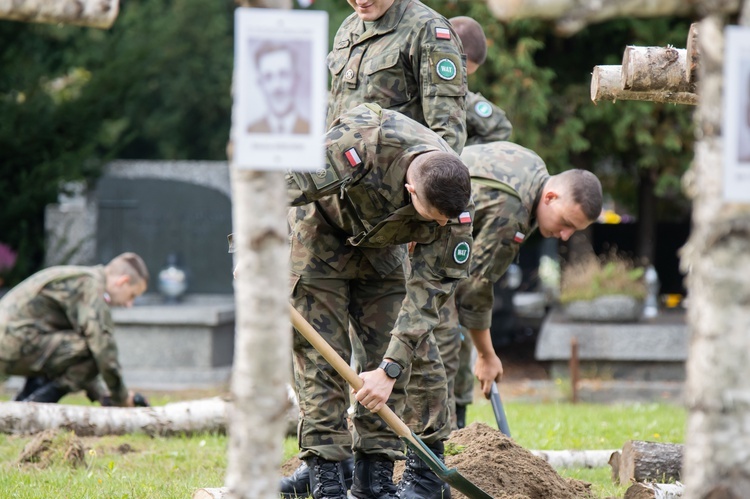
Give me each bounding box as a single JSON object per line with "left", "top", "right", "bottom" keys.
{"left": 0, "top": 390, "right": 686, "bottom": 498}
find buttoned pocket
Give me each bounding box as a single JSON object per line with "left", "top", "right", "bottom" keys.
{"left": 363, "top": 50, "right": 409, "bottom": 108}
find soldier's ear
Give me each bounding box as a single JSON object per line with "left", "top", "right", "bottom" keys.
{"left": 405, "top": 183, "right": 417, "bottom": 195}
{"left": 116, "top": 275, "right": 130, "bottom": 287}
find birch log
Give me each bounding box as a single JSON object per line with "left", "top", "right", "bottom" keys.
{"left": 619, "top": 440, "right": 683, "bottom": 486}
{"left": 0, "top": 0, "right": 119, "bottom": 29}
{"left": 621, "top": 46, "right": 696, "bottom": 93}
{"left": 624, "top": 482, "right": 684, "bottom": 499}
{"left": 531, "top": 449, "right": 617, "bottom": 468}
{"left": 484, "top": 0, "right": 694, "bottom": 36}
{"left": 193, "top": 489, "right": 227, "bottom": 499}
{"left": 591, "top": 65, "right": 697, "bottom": 105}
{"left": 0, "top": 398, "right": 228, "bottom": 436}
{"left": 685, "top": 23, "right": 700, "bottom": 84}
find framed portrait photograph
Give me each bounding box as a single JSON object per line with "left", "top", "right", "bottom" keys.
{"left": 723, "top": 26, "right": 750, "bottom": 201}
{"left": 233, "top": 8, "right": 328, "bottom": 171}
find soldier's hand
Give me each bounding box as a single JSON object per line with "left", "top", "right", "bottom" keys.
{"left": 475, "top": 352, "right": 504, "bottom": 399}
{"left": 133, "top": 392, "right": 150, "bottom": 407}
{"left": 354, "top": 369, "right": 395, "bottom": 413}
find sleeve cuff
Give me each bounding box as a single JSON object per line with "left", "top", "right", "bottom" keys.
{"left": 384, "top": 335, "right": 414, "bottom": 370}
{"left": 457, "top": 305, "right": 493, "bottom": 331}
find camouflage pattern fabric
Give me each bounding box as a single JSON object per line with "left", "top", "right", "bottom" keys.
{"left": 326, "top": 0, "right": 467, "bottom": 153}
{"left": 288, "top": 103, "right": 473, "bottom": 459}
{"left": 0, "top": 266, "right": 130, "bottom": 405}
{"left": 465, "top": 91, "right": 513, "bottom": 147}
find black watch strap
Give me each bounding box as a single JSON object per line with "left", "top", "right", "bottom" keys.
{"left": 378, "top": 360, "right": 402, "bottom": 379}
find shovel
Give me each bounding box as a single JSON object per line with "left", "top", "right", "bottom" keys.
{"left": 289, "top": 304, "right": 493, "bottom": 499}
{"left": 490, "top": 381, "right": 511, "bottom": 437}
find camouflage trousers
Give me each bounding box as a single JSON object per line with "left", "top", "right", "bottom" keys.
{"left": 454, "top": 330, "right": 475, "bottom": 407}
{"left": 0, "top": 326, "right": 98, "bottom": 391}
{"left": 404, "top": 295, "right": 467, "bottom": 431}
{"left": 291, "top": 251, "right": 421, "bottom": 462}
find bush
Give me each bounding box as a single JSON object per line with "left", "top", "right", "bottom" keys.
{"left": 560, "top": 254, "right": 647, "bottom": 304}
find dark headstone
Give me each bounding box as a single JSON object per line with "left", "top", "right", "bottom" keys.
{"left": 95, "top": 161, "right": 234, "bottom": 294}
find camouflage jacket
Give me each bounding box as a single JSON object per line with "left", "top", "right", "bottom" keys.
{"left": 465, "top": 91, "right": 513, "bottom": 146}
{"left": 287, "top": 103, "right": 474, "bottom": 368}
{"left": 327, "top": 0, "right": 467, "bottom": 153}
{"left": 456, "top": 141, "right": 549, "bottom": 330}
{"left": 0, "top": 266, "right": 129, "bottom": 404}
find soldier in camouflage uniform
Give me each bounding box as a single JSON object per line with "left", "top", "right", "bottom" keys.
{"left": 432, "top": 142, "right": 602, "bottom": 417}
{"left": 450, "top": 16, "right": 514, "bottom": 147}
{"left": 285, "top": 103, "right": 472, "bottom": 499}
{"left": 0, "top": 253, "right": 149, "bottom": 406}
{"left": 325, "top": 0, "right": 467, "bottom": 154}
{"left": 281, "top": 1, "right": 468, "bottom": 497}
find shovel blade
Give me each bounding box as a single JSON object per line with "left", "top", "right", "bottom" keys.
{"left": 400, "top": 434, "right": 494, "bottom": 499}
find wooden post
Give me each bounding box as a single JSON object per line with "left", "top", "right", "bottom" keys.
{"left": 619, "top": 440, "right": 683, "bottom": 486}
{"left": 685, "top": 23, "right": 700, "bottom": 84}
{"left": 621, "top": 46, "right": 696, "bottom": 93}
{"left": 590, "top": 65, "right": 697, "bottom": 105}
{"left": 569, "top": 336, "right": 579, "bottom": 403}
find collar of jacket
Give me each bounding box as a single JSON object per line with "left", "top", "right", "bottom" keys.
{"left": 351, "top": 0, "right": 410, "bottom": 42}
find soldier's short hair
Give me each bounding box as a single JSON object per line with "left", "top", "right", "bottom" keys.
{"left": 415, "top": 152, "right": 471, "bottom": 219}
{"left": 449, "top": 17, "right": 487, "bottom": 66}
{"left": 558, "top": 169, "right": 603, "bottom": 221}
{"left": 108, "top": 252, "right": 150, "bottom": 285}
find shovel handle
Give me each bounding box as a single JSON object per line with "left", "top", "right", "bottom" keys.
{"left": 288, "top": 305, "right": 415, "bottom": 442}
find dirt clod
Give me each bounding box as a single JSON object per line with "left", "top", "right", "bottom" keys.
{"left": 17, "top": 429, "right": 86, "bottom": 469}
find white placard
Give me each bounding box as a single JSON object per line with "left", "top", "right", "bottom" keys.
{"left": 723, "top": 26, "right": 750, "bottom": 201}
{"left": 232, "top": 8, "right": 328, "bottom": 171}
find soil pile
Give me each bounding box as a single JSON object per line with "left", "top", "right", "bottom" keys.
{"left": 283, "top": 422, "right": 592, "bottom": 498}
{"left": 17, "top": 429, "right": 86, "bottom": 469}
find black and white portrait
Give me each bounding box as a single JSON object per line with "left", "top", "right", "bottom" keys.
{"left": 247, "top": 40, "right": 312, "bottom": 136}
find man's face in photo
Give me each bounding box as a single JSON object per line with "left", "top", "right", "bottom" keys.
{"left": 257, "top": 48, "right": 296, "bottom": 118}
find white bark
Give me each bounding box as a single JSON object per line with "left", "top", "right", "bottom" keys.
{"left": 484, "top": 0, "right": 694, "bottom": 36}
{"left": 621, "top": 46, "right": 696, "bottom": 93}
{"left": 0, "top": 0, "right": 118, "bottom": 29}
{"left": 591, "top": 65, "right": 697, "bottom": 105}
{"left": 680, "top": 11, "right": 750, "bottom": 497}
{"left": 193, "top": 489, "right": 227, "bottom": 499}
{"left": 685, "top": 23, "right": 700, "bottom": 84}
{"left": 0, "top": 398, "right": 227, "bottom": 436}
{"left": 531, "top": 449, "right": 617, "bottom": 468}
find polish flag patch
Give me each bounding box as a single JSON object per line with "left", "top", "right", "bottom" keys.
{"left": 458, "top": 211, "right": 471, "bottom": 224}
{"left": 513, "top": 231, "right": 525, "bottom": 243}
{"left": 344, "top": 147, "right": 362, "bottom": 167}
{"left": 435, "top": 27, "right": 451, "bottom": 40}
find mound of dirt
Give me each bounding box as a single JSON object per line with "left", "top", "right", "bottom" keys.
{"left": 17, "top": 429, "right": 86, "bottom": 469}
{"left": 282, "top": 422, "right": 592, "bottom": 498}
{"left": 441, "top": 422, "right": 592, "bottom": 499}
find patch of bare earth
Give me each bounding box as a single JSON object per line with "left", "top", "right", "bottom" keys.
{"left": 17, "top": 429, "right": 86, "bottom": 469}
{"left": 283, "top": 422, "right": 592, "bottom": 498}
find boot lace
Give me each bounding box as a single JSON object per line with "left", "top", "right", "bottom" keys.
{"left": 314, "top": 461, "right": 346, "bottom": 498}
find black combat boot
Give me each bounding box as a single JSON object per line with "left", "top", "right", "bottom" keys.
{"left": 350, "top": 454, "right": 397, "bottom": 499}
{"left": 281, "top": 457, "right": 354, "bottom": 498}
{"left": 455, "top": 404, "right": 467, "bottom": 430}
{"left": 23, "top": 381, "right": 70, "bottom": 403}
{"left": 281, "top": 457, "right": 354, "bottom": 499}
{"left": 396, "top": 442, "right": 451, "bottom": 499}
{"left": 14, "top": 376, "right": 50, "bottom": 401}
{"left": 306, "top": 456, "right": 348, "bottom": 499}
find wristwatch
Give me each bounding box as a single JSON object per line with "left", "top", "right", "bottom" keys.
{"left": 378, "top": 361, "right": 402, "bottom": 380}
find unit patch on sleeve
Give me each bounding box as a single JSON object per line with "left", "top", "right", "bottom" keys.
{"left": 453, "top": 241, "right": 470, "bottom": 264}
{"left": 344, "top": 147, "right": 362, "bottom": 167}
{"left": 435, "top": 27, "right": 451, "bottom": 40}
{"left": 474, "top": 101, "right": 493, "bottom": 118}
{"left": 435, "top": 58, "right": 457, "bottom": 81}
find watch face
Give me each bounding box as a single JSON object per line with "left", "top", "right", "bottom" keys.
{"left": 385, "top": 363, "right": 401, "bottom": 378}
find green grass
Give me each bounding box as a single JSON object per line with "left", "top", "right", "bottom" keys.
{"left": 0, "top": 390, "right": 686, "bottom": 498}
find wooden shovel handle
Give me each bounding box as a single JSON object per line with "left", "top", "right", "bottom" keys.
{"left": 288, "top": 304, "right": 415, "bottom": 442}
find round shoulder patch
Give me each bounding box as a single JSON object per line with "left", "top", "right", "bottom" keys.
{"left": 453, "top": 241, "right": 470, "bottom": 264}
{"left": 474, "top": 101, "right": 493, "bottom": 118}
{"left": 436, "top": 58, "right": 457, "bottom": 81}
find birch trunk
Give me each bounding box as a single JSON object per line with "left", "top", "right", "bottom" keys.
{"left": 0, "top": 398, "right": 227, "bottom": 436}
{"left": 0, "top": 0, "right": 118, "bottom": 29}
{"left": 531, "top": 449, "right": 617, "bottom": 468}
{"left": 619, "top": 440, "right": 683, "bottom": 485}
{"left": 224, "top": 3, "right": 292, "bottom": 498}
{"left": 680, "top": 11, "right": 750, "bottom": 498}
{"left": 591, "top": 65, "right": 697, "bottom": 105}
{"left": 624, "top": 482, "right": 684, "bottom": 499}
